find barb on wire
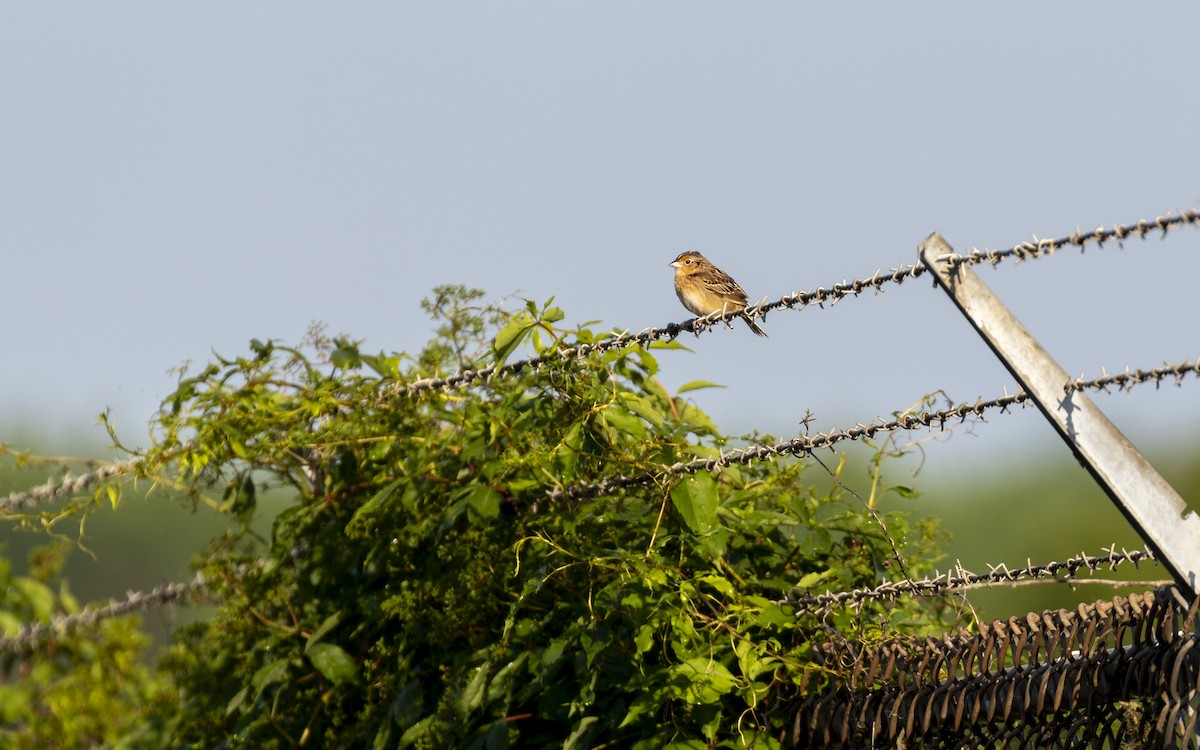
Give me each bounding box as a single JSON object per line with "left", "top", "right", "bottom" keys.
{"left": 7, "top": 211, "right": 1195, "bottom": 511}
{"left": 782, "top": 547, "right": 1158, "bottom": 614}
{"left": 395, "top": 208, "right": 1200, "bottom": 400}
{"left": 942, "top": 208, "right": 1200, "bottom": 269}
{"left": 392, "top": 260, "right": 929, "bottom": 400}
{"left": 0, "top": 458, "right": 142, "bottom": 514}
{"left": 536, "top": 392, "right": 1031, "bottom": 504}
{"left": 8, "top": 354, "right": 1197, "bottom": 516}
{"left": 1067, "top": 357, "right": 1200, "bottom": 394}
{"left": 539, "top": 353, "right": 1200, "bottom": 505}
{"left": 0, "top": 571, "right": 208, "bottom": 654}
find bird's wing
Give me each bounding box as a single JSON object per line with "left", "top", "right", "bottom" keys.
{"left": 703, "top": 273, "right": 749, "bottom": 303}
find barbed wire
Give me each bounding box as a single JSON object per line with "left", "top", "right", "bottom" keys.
{"left": 1, "top": 208, "right": 1190, "bottom": 517}
{"left": 0, "top": 571, "right": 208, "bottom": 654}
{"left": 0, "top": 547, "right": 1162, "bottom": 654}
{"left": 536, "top": 392, "right": 1032, "bottom": 503}
{"left": 782, "top": 547, "right": 1159, "bottom": 614}
{"left": 5, "top": 353, "right": 1197, "bottom": 516}
{"left": 537, "top": 352, "right": 1200, "bottom": 505}
{"left": 0, "top": 458, "right": 142, "bottom": 514}
{"left": 942, "top": 209, "right": 1200, "bottom": 269}
{"left": 1066, "top": 357, "right": 1200, "bottom": 393}
{"left": 395, "top": 208, "right": 1200, "bottom": 399}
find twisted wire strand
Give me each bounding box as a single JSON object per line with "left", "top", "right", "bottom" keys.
{"left": 537, "top": 392, "right": 1032, "bottom": 503}
{"left": 538, "top": 352, "right": 1200, "bottom": 504}
{"left": 397, "top": 208, "right": 1200, "bottom": 399}
{"left": 5, "top": 353, "right": 1198, "bottom": 515}
{"left": 1066, "top": 357, "right": 1200, "bottom": 393}
{"left": 942, "top": 208, "right": 1200, "bottom": 269}
{"left": 0, "top": 548, "right": 1161, "bottom": 653}
{"left": 3, "top": 210, "right": 1194, "bottom": 513}
{"left": 0, "top": 458, "right": 142, "bottom": 514}
{"left": 0, "top": 571, "right": 208, "bottom": 653}
{"left": 782, "top": 547, "right": 1158, "bottom": 613}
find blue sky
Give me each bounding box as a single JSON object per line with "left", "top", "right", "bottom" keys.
{"left": 4, "top": 4, "right": 1199, "bottom": 485}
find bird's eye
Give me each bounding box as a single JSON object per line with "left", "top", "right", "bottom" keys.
{"left": 685, "top": 259, "right": 692, "bottom": 265}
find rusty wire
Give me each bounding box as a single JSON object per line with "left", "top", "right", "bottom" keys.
{"left": 0, "top": 571, "right": 208, "bottom": 654}
{"left": 782, "top": 547, "right": 1159, "bottom": 614}
{"left": 792, "top": 587, "right": 1200, "bottom": 748}
{"left": 394, "top": 208, "right": 1200, "bottom": 400}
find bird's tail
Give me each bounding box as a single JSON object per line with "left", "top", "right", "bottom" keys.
{"left": 741, "top": 314, "right": 768, "bottom": 337}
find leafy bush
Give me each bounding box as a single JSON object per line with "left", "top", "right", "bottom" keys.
{"left": 6, "top": 286, "right": 951, "bottom": 748}
{"left": 0, "top": 543, "right": 174, "bottom": 750}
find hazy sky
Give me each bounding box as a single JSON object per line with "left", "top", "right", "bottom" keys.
{"left": 4, "top": 5, "right": 1199, "bottom": 486}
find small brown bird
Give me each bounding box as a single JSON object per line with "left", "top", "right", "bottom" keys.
{"left": 669, "top": 251, "right": 767, "bottom": 337}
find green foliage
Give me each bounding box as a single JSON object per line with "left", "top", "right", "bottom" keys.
{"left": 0, "top": 544, "right": 174, "bottom": 750}
{"left": 5, "top": 285, "right": 952, "bottom": 747}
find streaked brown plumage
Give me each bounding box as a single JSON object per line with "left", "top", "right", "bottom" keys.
{"left": 669, "top": 251, "right": 767, "bottom": 337}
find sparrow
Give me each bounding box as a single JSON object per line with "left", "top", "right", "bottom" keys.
{"left": 669, "top": 251, "right": 767, "bottom": 337}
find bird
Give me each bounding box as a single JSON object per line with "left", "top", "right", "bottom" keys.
{"left": 669, "top": 251, "right": 767, "bottom": 337}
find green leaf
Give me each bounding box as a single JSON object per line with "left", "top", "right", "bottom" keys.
{"left": 670, "top": 473, "right": 719, "bottom": 535}
{"left": 634, "top": 349, "right": 659, "bottom": 375}
{"left": 371, "top": 723, "right": 395, "bottom": 750}
{"left": 619, "top": 393, "right": 665, "bottom": 426}
{"left": 795, "top": 569, "right": 833, "bottom": 589}
{"left": 330, "top": 343, "right": 361, "bottom": 369}
{"left": 679, "top": 402, "right": 718, "bottom": 434}
{"left": 735, "top": 639, "right": 778, "bottom": 682}
{"left": 346, "top": 479, "right": 403, "bottom": 534}
{"left": 225, "top": 686, "right": 248, "bottom": 717}
{"left": 362, "top": 352, "right": 402, "bottom": 378}
{"left": 621, "top": 685, "right": 671, "bottom": 729}
{"left": 748, "top": 597, "right": 795, "bottom": 628}
{"left": 563, "top": 716, "right": 599, "bottom": 750}
{"left": 486, "top": 653, "right": 528, "bottom": 704}
{"left": 464, "top": 484, "right": 500, "bottom": 523}
{"left": 307, "top": 643, "right": 359, "bottom": 685}
{"left": 676, "top": 380, "right": 723, "bottom": 394}
{"left": 456, "top": 662, "right": 490, "bottom": 717}
{"left": 305, "top": 611, "right": 343, "bottom": 650}
{"left": 224, "top": 473, "right": 256, "bottom": 519}
{"left": 696, "top": 574, "right": 734, "bottom": 596}
{"left": 0, "top": 612, "right": 21, "bottom": 637}
{"left": 599, "top": 406, "right": 645, "bottom": 438}
{"left": 492, "top": 320, "right": 529, "bottom": 364}
{"left": 251, "top": 658, "right": 292, "bottom": 699}
{"left": 670, "top": 657, "right": 738, "bottom": 704}
{"left": 399, "top": 716, "right": 439, "bottom": 749}
{"left": 542, "top": 305, "right": 564, "bottom": 323}
{"left": 12, "top": 579, "right": 55, "bottom": 620}
{"left": 388, "top": 679, "right": 426, "bottom": 732}
{"left": 633, "top": 623, "right": 655, "bottom": 654}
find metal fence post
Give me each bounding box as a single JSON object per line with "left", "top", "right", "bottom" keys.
{"left": 919, "top": 232, "right": 1200, "bottom": 599}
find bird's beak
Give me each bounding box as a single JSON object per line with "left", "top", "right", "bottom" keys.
{"left": 669, "top": 260, "right": 680, "bottom": 268}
